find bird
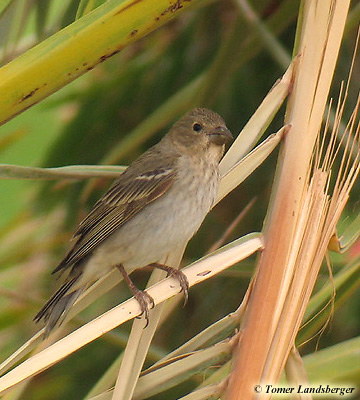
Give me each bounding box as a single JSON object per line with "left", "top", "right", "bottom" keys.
{"left": 34, "top": 108, "right": 233, "bottom": 336}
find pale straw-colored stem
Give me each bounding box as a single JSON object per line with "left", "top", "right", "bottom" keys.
{"left": 226, "top": 1, "right": 351, "bottom": 398}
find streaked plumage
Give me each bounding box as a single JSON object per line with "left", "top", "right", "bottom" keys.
{"left": 34, "top": 108, "right": 233, "bottom": 335}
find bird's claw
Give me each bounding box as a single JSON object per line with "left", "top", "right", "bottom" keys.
{"left": 167, "top": 268, "right": 189, "bottom": 306}
{"left": 133, "top": 288, "right": 155, "bottom": 328}
{"left": 147, "top": 263, "right": 190, "bottom": 306}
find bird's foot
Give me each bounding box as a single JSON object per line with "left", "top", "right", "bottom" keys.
{"left": 131, "top": 287, "right": 155, "bottom": 327}
{"left": 116, "top": 263, "right": 155, "bottom": 327}
{"left": 148, "top": 263, "right": 189, "bottom": 306}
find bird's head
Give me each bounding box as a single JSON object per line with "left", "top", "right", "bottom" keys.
{"left": 166, "top": 108, "right": 233, "bottom": 161}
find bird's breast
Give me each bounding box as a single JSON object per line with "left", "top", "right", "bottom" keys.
{"left": 85, "top": 156, "right": 220, "bottom": 275}
{"left": 175, "top": 155, "right": 220, "bottom": 217}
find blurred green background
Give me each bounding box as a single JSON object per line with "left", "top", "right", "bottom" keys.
{"left": 0, "top": 0, "right": 359, "bottom": 399}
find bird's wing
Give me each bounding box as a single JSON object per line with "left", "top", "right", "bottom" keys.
{"left": 54, "top": 147, "right": 178, "bottom": 273}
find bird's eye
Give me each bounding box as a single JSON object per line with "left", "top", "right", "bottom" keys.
{"left": 192, "top": 123, "right": 202, "bottom": 132}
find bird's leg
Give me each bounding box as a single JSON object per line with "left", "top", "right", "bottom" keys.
{"left": 147, "top": 263, "right": 189, "bottom": 306}
{"left": 116, "top": 263, "right": 154, "bottom": 326}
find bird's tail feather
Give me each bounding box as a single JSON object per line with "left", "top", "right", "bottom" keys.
{"left": 34, "top": 273, "right": 83, "bottom": 337}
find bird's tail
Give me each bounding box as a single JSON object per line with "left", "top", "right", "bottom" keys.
{"left": 34, "top": 272, "right": 83, "bottom": 337}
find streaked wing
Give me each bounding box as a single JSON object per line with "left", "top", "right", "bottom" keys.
{"left": 54, "top": 147, "right": 178, "bottom": 273}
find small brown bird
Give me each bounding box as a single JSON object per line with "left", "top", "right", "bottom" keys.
{"left": 34, "top": 108, "right": 233, "bottom": 335}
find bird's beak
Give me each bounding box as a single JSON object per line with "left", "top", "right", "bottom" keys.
{"left": 208, "top": 126, "right": 233, "bottom": 145}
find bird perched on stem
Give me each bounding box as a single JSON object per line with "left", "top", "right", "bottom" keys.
{"left": 34, "top": 108, "right": 233, "bottom": 336}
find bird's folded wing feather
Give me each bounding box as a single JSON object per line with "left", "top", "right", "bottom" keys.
{"left": 53, "top": 148, "right": 178, "bottom": 273}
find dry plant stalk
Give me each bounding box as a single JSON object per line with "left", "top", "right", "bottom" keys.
{"left": 226, "top": 0, "right": 353, "bottom": 398}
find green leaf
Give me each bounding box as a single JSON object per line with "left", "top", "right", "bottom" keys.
{"left": 0, "top": 0, "right": 202, "bottom": 126}
{"left": 0, "top": 0, "right": 14, "bottom": 16}
{"left": 76, "top": 0, "right": 106, "bottom": 20}
{"left": 304, "top": 336, "right": 360, "bottom": 382}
